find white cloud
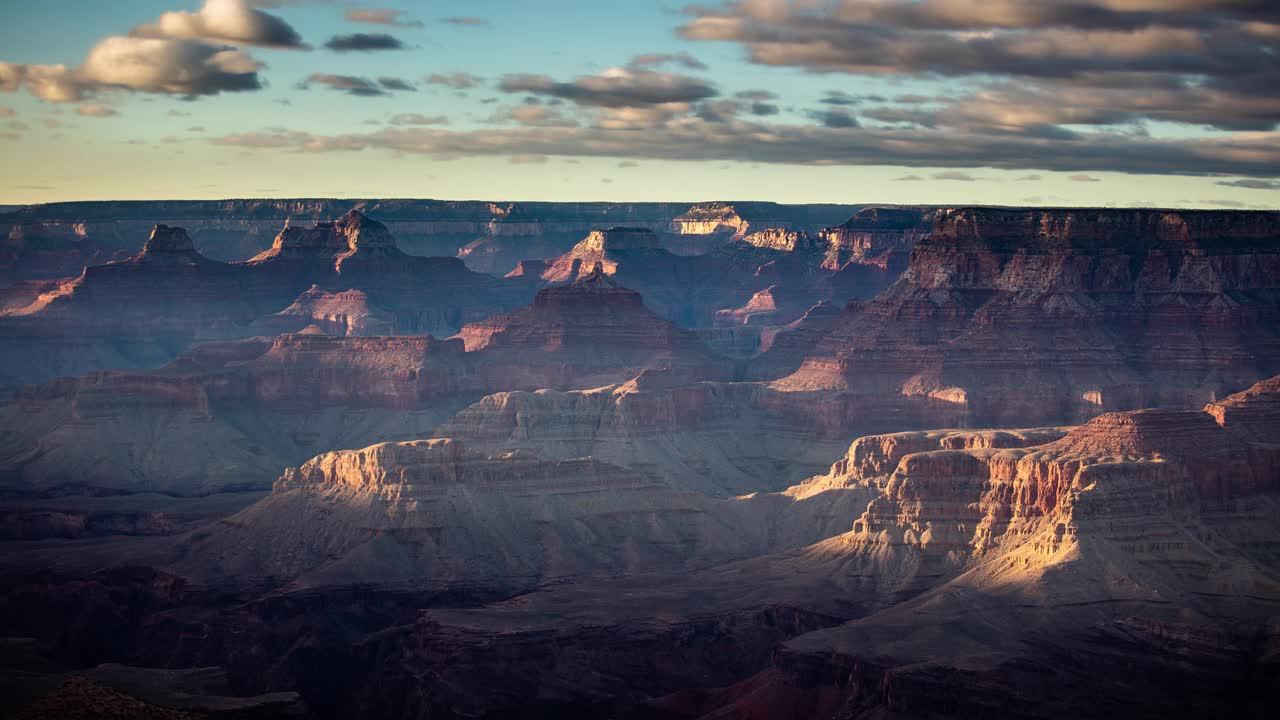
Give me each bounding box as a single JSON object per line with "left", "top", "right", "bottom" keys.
{"left": 131, "top": 0, "right": 305, "bottom": 49}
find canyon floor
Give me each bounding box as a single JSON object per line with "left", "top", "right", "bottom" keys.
{"left": 1, "top": 201, "right": 1278, "bottom": 719}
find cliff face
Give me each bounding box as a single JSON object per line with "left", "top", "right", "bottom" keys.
{"left": 364, "top": 375, "right": 1280, "bottom": 720}
{"left": 773, "top": 207, "right": 1280, "bottom": 427}
{"left": 0, "top": 211, "right": 538, "bottom": 391}
{"left": 0, "top": 274, "right": 732, "bottom": 496}
{"left": 2, "top": 199, "right": 859, "bottom": 281}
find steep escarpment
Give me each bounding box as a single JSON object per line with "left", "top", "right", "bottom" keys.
{"left": 456, "top": 265, "right": 732, "bottom": 387}
{"left": 772, "top": 207, "right": 1280, "bottom": 427}
{"left": 0, "top": 211, "right": 536, "bottom": 391}
{"left": 392, "top": 376, "right": 1280, "bottom": 720}
{"left": 0, "top": 332, "right": 476, "bottom": 496}
{"left": 0, "top": 275, "right": 726, "bottom": 497}
{"left": 0, "top": 199, "right": 857, "bottom": 281}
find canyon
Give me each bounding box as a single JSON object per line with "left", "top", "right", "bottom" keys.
{"left": 0, "top": 201, "right": 1278, "bottom": 719}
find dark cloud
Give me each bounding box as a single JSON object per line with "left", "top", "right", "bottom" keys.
{"left": 498, "top": 68, "right": 716, "bottom": 108}
{"left": 377, "top": 76, "right": 415, "bottom": 91}
{"left": 324, "top": 33, "right": 404, "bottom": 52}
{"left": 894, "top": 174, "right": 924, "bottom": 181}
{"left": 204, "top": 118, "right": 1280, "bottom": 178}
{"left": 819, "top": 91, "right": 887, "bottom": 106}
{"left": 678, "top": 1, "right": 1280, "bottom": 136}
{"left": 629, "top": 52, "right": 708, "bottom": 71}
{"left": 344, "top": 9, "right": 423, "bottom": 28}
{"left": 1215, "top": 178, "right": 1280, "bottom": 189}
{"left": 933, "top": 170, "right": 978, "bottom": 181}
{"left": 302, "top": 74, "right": 390, "bottom": 97}
{"left": 808, "top": 108, "right": 859, "bottom": 128}
{"left": 426, "top": 72, "right": 483, "bottom": 90}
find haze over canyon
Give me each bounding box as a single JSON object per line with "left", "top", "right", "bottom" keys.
{"left": 3, "top": 1, "right": 1280, "bottom": 718}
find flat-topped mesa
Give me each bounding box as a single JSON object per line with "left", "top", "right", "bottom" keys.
{"left": 1042, "top": 408, "right": 1234, "bottom": 459}
{"left": 253, "top": 209, "right": 399, "bottom": 261}
{"left": 670, "top": 202, "right": 751, "bottom": 237}
{"left": 903, "top": 207, "right": 1280, "bottom": 292}
{"left": 930, "top": 206, "right": 1280, "bottom": 252}
{"left": 133, "top": 224, "right": 209, "bottom": 265}
{"left": 738, "top": 228, "right": 818, "bottom": 253}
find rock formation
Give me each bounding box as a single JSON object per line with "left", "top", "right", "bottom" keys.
{"left": 455, "top": 264, "right": 732, "bottom": 387}
{"left": 768, "top": 207, "right": 1280, "bottom": 427}
{"left": 0, "top": 210, "right": 536, "bottom": 391}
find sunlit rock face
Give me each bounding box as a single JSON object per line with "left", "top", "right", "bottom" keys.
{"left": 771, "top": 207, "right": 1280, "bottom": 428}
{"left": 2, "top": 204, "right": 1280, "bottom": 720}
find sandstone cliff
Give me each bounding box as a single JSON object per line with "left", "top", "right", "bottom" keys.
{"left": 769, "top": 207, "right": 1280, "bottom": 427}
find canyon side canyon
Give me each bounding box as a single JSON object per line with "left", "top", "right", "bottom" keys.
{"left": 1, "top": 200, "right": 1278, "bottom": 719}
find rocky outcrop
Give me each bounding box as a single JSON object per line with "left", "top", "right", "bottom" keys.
{"left": 175, "top": 438, "right": 757, "bottom": 594}
{"left": 253, "top": 286, "right": 397, "bottom": 337}
{"left": 0, "top": 211, "right": 537, "bottom": 390}
{"left": 372, "top": 376, "right": 1280, "bottom": 720}
{"left": 772, "top": 207, "right": 1280, "bottom": 427}
{"left": 0, "top": 273, "right": 732, "bottom": 496}
{"left": 455, "top": 265, "right": 732, "bottom": 387}
{"left": 434, "top": 369, "right": 850, "bottom": 495}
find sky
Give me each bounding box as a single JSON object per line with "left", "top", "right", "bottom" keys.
{"left": 0, "top": 0, "right": 1278, "bottom": 208}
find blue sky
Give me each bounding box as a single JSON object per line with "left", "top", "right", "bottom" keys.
{"left": 1, "top": 1, "right": 1278, "bottom": 207}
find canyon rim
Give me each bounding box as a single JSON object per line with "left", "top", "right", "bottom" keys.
{"left": 2, "top": 1, "right": 1280, "bottom": 719}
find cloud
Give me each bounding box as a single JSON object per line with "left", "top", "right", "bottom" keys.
{"left": 509, "top": 154, "right": 548, "bottom": 164}
{"left": 1017, "top": 173, "right": 1043, "bottom": 181}
{"left": 426, "top": 72, "right": 482, "bottom": 90}
{"left": 389, "top": 113, "right": 448, "bottom": 126}
{"left": 629, "top": 52, "right": 708, "bottom": 71}
{"left": 678, "top": 1, "right": 1280, "bottom": 135}
{"left": 933, "top": 170, "right": 979, "bottom": 181}
{"left": 1215, "top": 178, "right": 1280, "bottom": 189}
{"left": 497, "top": 104, "right": 580, "bottom": 128}
{"left": 202, "top": 115, "right": 1280, "bottom": 180}
{"left": 344, "top": 9, "right": 423, "bottom": 28}
{"left": 302, "top": 74, "right": 387, "bottom": 96}
{"left": 808, "top": 108, "right": 859, "bottom": 128}
{"left": 76, "top": 103, "right": 118, "bottom": 117}
{"left": 440, "top": 17, "right": 490, "bottom": 28}
{"left": 894, "top": 174, "right": 923, "bottom": 181}
{"left": 377, "top": 76, "right": 415, "bottom": 91}
{"left": 499, "top": 67, "right": 717, "bottom": 108}
{"left": 324, "top": 33, "right": 404, "bottom": 52}
{"left": 1, "top": 37, "right": 263, "bottom": 102}
{"left": 1070, "top": 174, "right": 1102, "bottom": 182}
{"left": 130, "top": 0, "right": 305, "bottom": 49}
